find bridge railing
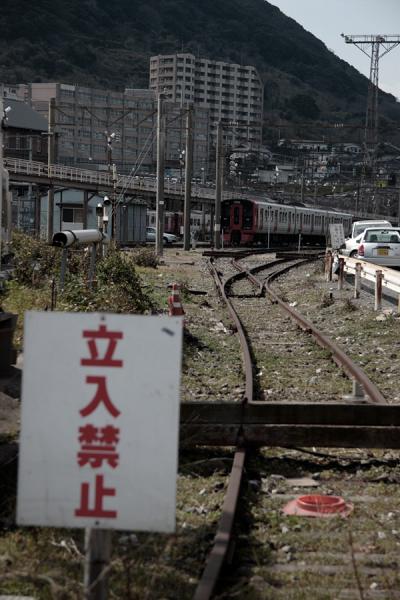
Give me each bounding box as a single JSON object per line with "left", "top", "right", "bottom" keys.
{"left": 3, "top": 157, "right": 245, "bottom": 201}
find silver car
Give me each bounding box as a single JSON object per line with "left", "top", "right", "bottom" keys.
{"left": 343, "top": 220, "right": 393, "bottom": 257}
{"left": 356, "top": 227, "right": 400, "bottom": 267}
{"left": 146, "top": 226, "right": 178, "bottom": 245}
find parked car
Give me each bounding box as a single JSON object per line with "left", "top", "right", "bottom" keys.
{"left": 351, "top": 219, "right": 393, "bottom": 238}
{"left": 356, "top": 227, "right": 400, "bottom": 267}
{"left": 146, "top": 226, "right": 178, "bottom": 245}
{"left": 343, "top": 220, "right": 393, "bottom": 257}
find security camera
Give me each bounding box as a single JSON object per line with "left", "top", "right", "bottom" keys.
{"left": 52, "top": 229, "right": 107, "bottom": 248}
{"left": 4, "top": 106, "right": 12, "bottom": 114}
{"left": 103, "top": 196, "right": 111, "bottom": 206}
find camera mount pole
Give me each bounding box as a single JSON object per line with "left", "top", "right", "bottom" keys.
{"left": 0, "top": 96, "right": 3, "bottom": 274}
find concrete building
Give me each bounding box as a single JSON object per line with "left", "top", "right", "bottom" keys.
{"left": 2, "top": 97, "right": 48, "bottom": 163}
{"left": 10, "top": 83, "right": 211, "bottom": 177}
{"left": 149, "top": 53, "right": 263, "bottom": 150}
{"left": 278, "top": 139, "right": 330, "bottom": 152}
{"left": 1, "top": 95, "right": 48, "bottom": 234}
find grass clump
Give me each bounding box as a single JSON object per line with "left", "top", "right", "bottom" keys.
{"left": 320, "top": 292, "right": 334, "bottom": 308}
{"left": 341, "top": 297, "right": 358, "bottom": 312}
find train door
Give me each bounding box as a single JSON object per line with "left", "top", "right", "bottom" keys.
{"left": 230, "top": 203, "right": 243, "bottom": 245}
{"left": 231, "top": 203, "right": 243, "bottom": 227}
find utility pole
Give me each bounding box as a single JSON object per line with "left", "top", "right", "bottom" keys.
{"left": 214, "top": 121, "right": 223, "bottom": 249}
{"left": 28, "top": 136, "right": 33, "bottom": 233}
{"left": 34, "top": 188, "right": 41, "bottom": 238}
{"left": 111, "top": 164, "right": 117, "bottom": 240}
{"left": 47, "top": 97, "right": 56, "bottom": 242}
{"left": 300, "top": 166, "right": 305, "bottom": 204}
{"left": 183, "top": 104, "right": 194, "bottom": 251}
{"left": 397, "top": 187, "right": 400, "bottom": 227}
{"left": 156, "top": 93, "right": 166, "bottom": 256}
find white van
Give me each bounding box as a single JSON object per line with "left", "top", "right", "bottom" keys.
{"left": 351, "top": 220, "right": 392, "bottom": 239}
{"left": 344, "top": 220, "right": 393, "bottom": 256}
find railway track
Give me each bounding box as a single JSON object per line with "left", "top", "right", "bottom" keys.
{"left": 191, "top": 251, "right": 400, "bottom": 600}
{"left": 2, "top": 248, "right": 400, "bottom": 599}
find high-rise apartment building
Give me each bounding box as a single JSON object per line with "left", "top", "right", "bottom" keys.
{"left": 149, "top": 53, "right": 264, "bottom": 149}
{"left": 12, "top": 83, "right": 210, "bottom": 176}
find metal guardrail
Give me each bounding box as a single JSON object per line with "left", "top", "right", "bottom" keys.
{"left": 340, "top": 255, "right": 400, "bottom": 299}
{"left": 3, "top": 157, "right": 243, "bottom": 201}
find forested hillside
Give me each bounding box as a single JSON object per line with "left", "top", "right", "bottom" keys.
{"left": 1, "top": 0, "right": 399, "bottom": 137}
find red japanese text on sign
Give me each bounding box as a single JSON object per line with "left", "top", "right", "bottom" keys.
{"left": 81, "top": 324, "right": 124, "bottom": 368}
{"left": 80, "top": 376, "right": 121, "bottom": 418}
{"left": 77, "top": 424, "right": 120, "bottom": 468}
{"left": 75, "top": 474, "right": 117, "bottom": 519}
{"left": 75, "top": 323, "right": 123, "bottom": 521}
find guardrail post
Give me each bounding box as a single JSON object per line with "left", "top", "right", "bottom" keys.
{"left": 354, "top": 262, "right": 361, "bottom": 299}
{"left": 337, "top": 257, "right": 345, "bottom": 290}
{"left": 375, "top": 270, "right": 383, "bottom": 311}
{"left": 325, "top": 250, "right": 333, "bottom": 282}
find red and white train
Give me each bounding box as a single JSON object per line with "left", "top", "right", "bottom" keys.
{"left": 221, "top": 198, "right": 353, "bottom": 246}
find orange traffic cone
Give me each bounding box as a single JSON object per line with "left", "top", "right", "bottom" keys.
{"left": 168, "top": 283, "right": 185, "bottom": 316}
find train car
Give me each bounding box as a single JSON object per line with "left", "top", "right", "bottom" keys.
{"left": 190, "top": 210, "right": 212, "bottom": 240}
{"left": 146, "top": 209, "right": 212, "bottom": 240}
{"left": 221, "top": 198, "right": 353, "bottom": 246}
{"left": 147, "top": 210, "right": 182, "bottom": 236}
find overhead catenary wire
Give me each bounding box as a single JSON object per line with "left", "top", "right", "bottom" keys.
{"left": 109, "top": 124, "right": 157, "bottom": 219}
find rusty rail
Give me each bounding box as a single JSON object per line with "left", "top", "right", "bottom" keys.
{"left": 194, "top": 252, "right": 387, "bottom": 599}
{"left": 193, "top": 260, "right": 257, "bottom": 600}
{"left": 195, "top": 256, "right": 303, "bottom": 599}
{"left": 229, "top": 256, "right": 386, "bottom": 405}
{"left": 263, "top": 264, "right": 387, "bottom": 405}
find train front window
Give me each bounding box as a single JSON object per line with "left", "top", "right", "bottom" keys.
{"left": 234, "top": 207, "right": 240, "bottom": 225}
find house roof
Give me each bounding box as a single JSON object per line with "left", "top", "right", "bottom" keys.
{"left": 3, "top": 98, "right": 48, "bottom": 132}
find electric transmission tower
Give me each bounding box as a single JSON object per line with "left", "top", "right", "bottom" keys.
{"left": 342, "top": 34, "right": 400, "bottom": 176}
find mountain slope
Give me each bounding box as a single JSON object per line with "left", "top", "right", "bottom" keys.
{"left": 1, "top": 0, "right": 399, "bottom": 136}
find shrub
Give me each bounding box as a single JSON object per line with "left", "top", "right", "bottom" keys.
{"left": 62, "top": 250, "right": 153, "bottom": 314}
{"left": 94, "top": 248, "right": 153, "bottom": 314}
{"left": 11, "top": 232, "right": 60, "bottom": 285}
{"left": 9, "top": 234, "right": 154, "bottom": 315}
{"left": 131, "top": 248, "right": 159, "bottom": 268}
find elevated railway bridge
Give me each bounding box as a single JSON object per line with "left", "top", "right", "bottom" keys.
{"left": 3, "top": 158, "right": 394, "bottom": 225}
{"left": 3, "top": 158, "right": 242, "bottom": 210}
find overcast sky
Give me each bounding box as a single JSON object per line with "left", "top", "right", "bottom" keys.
{"left": 269, "top": 0, "right": 400, "bottom": 98}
